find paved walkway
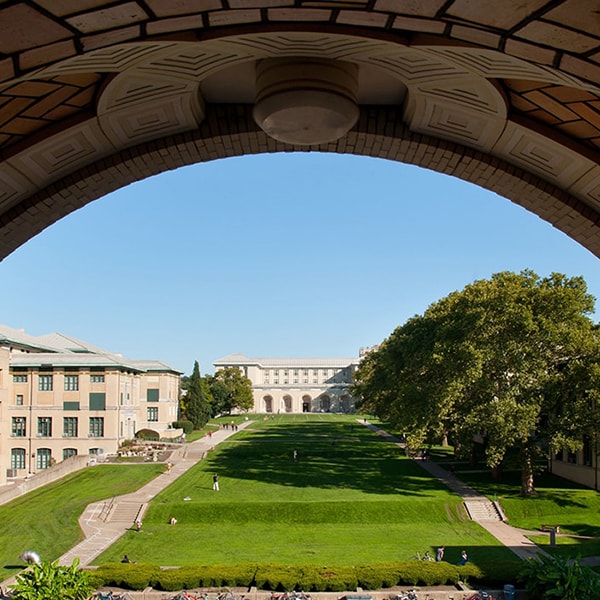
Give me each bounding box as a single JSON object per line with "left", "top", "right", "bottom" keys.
{"left": 364, "top": 422, "right": 548, "bottom": 561}
{"left": 0, "top": 421, "right": 252, "bottom": 591}
{"left": 3, "top": 417, "right": 598, "bottom": 597}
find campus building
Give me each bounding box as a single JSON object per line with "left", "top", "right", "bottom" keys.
{"left": 213, "top": 353, "right": 363, "bottom": 414}
{"left": 0, "top": 325, "right": 181, "bottom": 485}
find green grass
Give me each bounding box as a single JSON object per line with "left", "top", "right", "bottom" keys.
{"left": 94, "top": 414, "right": 513, "bottom": 567}
{"left": 417, "top": 445, "right": 600, "bottom": 560}
{"left": 0, "top": 464, "right": 163, "bottom": 581}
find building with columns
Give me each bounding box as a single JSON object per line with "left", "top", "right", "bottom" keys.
{"left": 0, "top": 325, "right": 181, "bottom": 485}
{"left": 213, "top": 353, "right": 363, "bottom": 414}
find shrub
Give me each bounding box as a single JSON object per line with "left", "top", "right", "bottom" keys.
{"left": 89, "top": 559, "right": 517, "bottom": 592}
{"left": 11, "top": 560, "right": 94, "bottom": 600}
{"left": 173, "top": 420, "right": 194, "bottom": 434}
{"left": 518, "top": 554, "right": 600, "bottom": 599}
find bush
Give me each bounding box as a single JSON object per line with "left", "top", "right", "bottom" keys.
{"left": 89, "top": 559, "right": 518, "bottom": 592}
{"left": 173, "top": 420, "right": 194, "bottom": 434}
{"left": 518, "top": 554, "right": 600, "bottom": 599}
{"left": 136, "top": 429, "right": 160, "bottom": 441}
{"left": 11, "top": 560, "right": 94, "bottom": 600}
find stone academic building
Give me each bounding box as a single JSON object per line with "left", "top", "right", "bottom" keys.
{"left": 0, "top": 325, "right": 181, "bottom": 486}
{"left": 213, "top": 353, "right": 363, "bottom": 414}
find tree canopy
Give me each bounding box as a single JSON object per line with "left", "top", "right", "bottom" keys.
{"left": 352, "top": 271, "right": 600, "bottom": 495}
{"left": 208, "top": 367, "right": 254, "bottom": 414}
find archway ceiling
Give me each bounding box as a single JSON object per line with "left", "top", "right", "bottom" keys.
{"left": 0, "top": 1, "right": 599, "bottom": 260}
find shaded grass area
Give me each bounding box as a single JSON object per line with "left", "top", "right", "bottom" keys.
{"left": 96, "top": 415, "right": 515, "bottom": 568}
{"left": 0, "top": 464, "right": 163, "bottom": 581}
{"left": 414, "top": 443, "right": 600, "bottom": 560}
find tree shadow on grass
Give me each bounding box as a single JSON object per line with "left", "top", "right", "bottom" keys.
{"left": 201, "top": 420, "right": 456, "bottom": 497}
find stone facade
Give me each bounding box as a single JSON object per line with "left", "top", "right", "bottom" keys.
{"left": 213, "top": 353, "right": 361, "bottom": 414}
{"left": 0, "top": 325, "right": 181, "bottom": 486}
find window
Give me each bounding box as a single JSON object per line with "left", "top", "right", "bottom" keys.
{"left": 147, "top": 407, "right": 159, "bottom": 422}
{"left": 11, "top": 448, "right": 26, "bottom": 470}
{"left": 37, "top": 417, "right": 52, "bottom": 437}
{"left": 64, "top": 375, "right": 79, "bottom": 391}
{"left": 63, "top": 417, "right": 78, "bottom": 437}
{"left": 15, "top": 394, "right": 23, "bottom": 406}
{"left": 63, "top": 448, "right": 77, "bottom": 460}
{"left": 37, "top": 448, "right": 52, "bottom": 470}
{"left": 147, "top": 388, "right": 159, "bottom": 402}
{"left": 89, "top": 417, "right": 104, "bottom": 437}
{"left": 13, "top": 374, "right": 27, "bottom": 383}
{"left": 90, "top": 374, "right": 105, "bottom": 383}
{"left": 11, "top": 417, "right": 26, "bottom": 437}
{"left": 89, "top": 447, "right": 101, "bottom": 455}
{"left": 89, "top": 393, "right": 106, "bottom": 410}
{"left": 38, "top": 375, "right": 53, "bottom": 391}
{"left": 63, "top": 401, "right": 80, "bottom": 411}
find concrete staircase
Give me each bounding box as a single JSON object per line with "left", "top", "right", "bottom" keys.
{"left": 463, "top": 499, "right": 504, "bottom": 522}
{"left": 107, "top": 501, "right": 145, "bottom": 525}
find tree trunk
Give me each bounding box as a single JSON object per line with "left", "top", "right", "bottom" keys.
{"left": 521, "top": 446, "right": 536, "bottom": 495}
{"left": 492, "top": 464, "right": 503, "bottom": 480}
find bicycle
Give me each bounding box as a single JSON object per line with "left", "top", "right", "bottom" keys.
{"left": 171, "top": 592, "right": 198, "bottom": 600}
{"left": 95, "top": 591, "right": 134, "bottom": 600}
{"left": 396, "top": 591, "right": 418, "bottom": 600}
{"left": 464, "top": 592, "right": 494, "bottom": 600}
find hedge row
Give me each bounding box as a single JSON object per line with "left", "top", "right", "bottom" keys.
{"left": 89, "top": 560, "right": 519, "bottom": 592}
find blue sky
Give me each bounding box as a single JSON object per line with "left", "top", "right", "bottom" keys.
{"left": 2, "top": 152, "right": 600, "bottom": 376}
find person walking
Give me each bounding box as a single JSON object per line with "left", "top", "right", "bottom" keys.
{"left": 435, "top": 546, "right": 445, "bottom": 562}
{"left": 213, "top": 473, "right": 219, "bottom": 491}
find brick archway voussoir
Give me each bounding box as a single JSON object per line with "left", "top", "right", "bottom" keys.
{"left": 2, "top": 105, "right": 597, "bottom": 261}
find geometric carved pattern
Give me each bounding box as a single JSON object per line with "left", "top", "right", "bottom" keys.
{"left": 0, "top": 0, "right": 599, "bottom": 260}
{"left": 404, "top": 77, "right": 507, "bottom": 151}
{"left": 494, "top": 121, "right": 597, "bottom": 190}
{"left": 97, "top": 72, "right": 205, "bottom": 147}
{"left": 7, "top": 120, "right": 112, "bottom": 187}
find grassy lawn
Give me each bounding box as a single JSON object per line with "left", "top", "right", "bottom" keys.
{"left": 422, "top": 444, "right": 600, "bottom": 560}
{"left": 0, "top": 464, "right": 164, "bottom": 581}
{"left": 95, "top": 414, "right": 513, "bottom": 568}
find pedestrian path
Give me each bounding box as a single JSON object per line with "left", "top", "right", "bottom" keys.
{"left": 0, "top": 421, "right": 252, "bottom": 593}
{"left": 363, "top": 421, "right": 548, "bottom": 561}
{"left": 59, "top": 422, "right": 251, "bottom": 567}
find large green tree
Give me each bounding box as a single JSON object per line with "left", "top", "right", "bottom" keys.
{"left": 208, "top": 366, "right": 254, "bottom": 414}
{"left": 183, "top": 361, "right": 211, "bottom": 428}
{"left": 353, "top": 271, "right": 600, "bottom": 495}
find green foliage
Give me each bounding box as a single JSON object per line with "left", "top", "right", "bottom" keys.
{"left": 172, "top": 420, "right": 194, "bottom": 434}
{"left": 354, "top": 270, "right": 600, "bottom": 495}
{"left": 208, "top": 367, "right": 254, "bottom": 414}
{"left": 0, "top": 464, "right": 163, "bottom": 582}
{"left": 10, "top": 560, "right": 94, "bottom": 600}
{"left": 518, "top": 554, "right": 600, "bottom": 599}
{"left": 89, "top": 560, "right": 512, "bottom": 592}
{"left": 185, "top": 361, "right": 211, "bottom": 429}
{"left": 136, "top": 428, "right": 159, "bottom": 441}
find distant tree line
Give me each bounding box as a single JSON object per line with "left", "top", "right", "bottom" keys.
{"left": 352, "top": 270, "right": 600, "bottom": 495}
{"left": 179, "top": 362, "right": 254, "bottom": 429}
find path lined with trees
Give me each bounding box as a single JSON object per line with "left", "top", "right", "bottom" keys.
{"left": 353, "top": 271, "right": 600, "bottom": 495}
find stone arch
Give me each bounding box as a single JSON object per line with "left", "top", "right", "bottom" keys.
{"left": 0, "top": 3, "right": 598, "bottom": 259}
{"left": 282, "top": 395, "right": 293, "bottom": 413}
{"left": 302, "top": 395, "right": 312, "bottom": 413}
{"left": 263, "top": 395, "right": 273, "bottom": 414}
{"left": 319, "top": 395, "right": 332, "bottom": 413}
